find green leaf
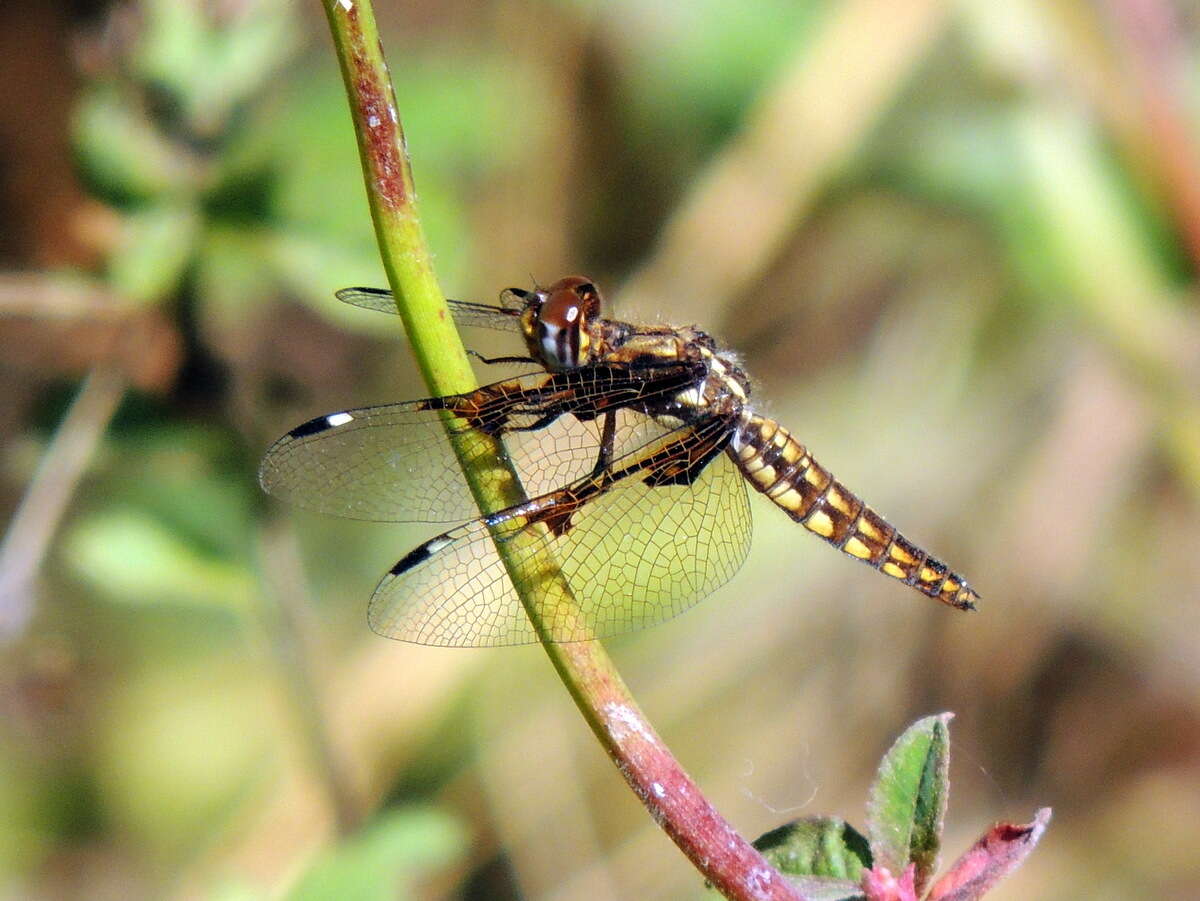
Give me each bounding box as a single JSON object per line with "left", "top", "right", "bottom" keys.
{"left": 108, "top": 425, "right": 256, "bottom": 563}
{"left": 64, "top": 508, "right": 254, "bottom": 611}
{"left": 753, "top": 816, "right": 871, "bottom": 880}
{"left": 865, "top": 713, "right": 951, "bottom": 894}
{"left": 187, "top": 0, "right": 300, "bottom": 128}
{"left": 73, "top": 85, "right": 190, "bottom": 202}
{"left": 130, "top": 0, "right": 300, "bottom": 144}
{"left": 134, "top": 0, "right": 210, "bottom": 98}
{"left": 107, "top": 203, "right": 199, "bottom": 305}
{"left": 287, "top": 807, "right": 467, "bottom": 901}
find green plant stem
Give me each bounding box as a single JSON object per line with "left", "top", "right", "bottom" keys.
{"left": 320, "top": 2, "right": 804, "bottom": 898}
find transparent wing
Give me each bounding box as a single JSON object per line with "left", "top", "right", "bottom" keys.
{"left": 367, "top": 419, "right": 753, "bottom": 647}
{"left": 335, "top": 286, "right": 523, "bottom": 332}
{"left": 259, "top": 369, "right": 697, "bottom": 524}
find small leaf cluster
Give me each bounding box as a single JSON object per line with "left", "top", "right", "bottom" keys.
{"left": 73, "top": 0, "right": 305, "bottom": 306}
{"left": 752, "top": 715, "right": 1049, "bottom": 901}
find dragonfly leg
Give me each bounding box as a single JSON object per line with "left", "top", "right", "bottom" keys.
{"left": 589, "top": 411, "right": 618, "bottom": 478}
{"left": 466, "top": 349, "right": 538, "bottom": 366}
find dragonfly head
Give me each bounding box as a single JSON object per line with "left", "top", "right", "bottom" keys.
{"left": 519, "top": 276, "right": 602, "bottom": 370}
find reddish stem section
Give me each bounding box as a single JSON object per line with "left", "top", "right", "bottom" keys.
{"left": 335, "top": 3, "right": 409, "bottom": 209}
{"left": 553, "top": 641, "right": 805, "bottom": 901}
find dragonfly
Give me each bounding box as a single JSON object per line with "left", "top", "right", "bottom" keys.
{"left": 260, "top": 277, "right": 979, "bottom": 646}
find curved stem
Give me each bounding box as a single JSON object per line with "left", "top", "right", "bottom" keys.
{"left": 0, "top": 365, "right": 125, "bottom": 639}
{"left": 320, "top": 3, "right": 803, "bottom": 898}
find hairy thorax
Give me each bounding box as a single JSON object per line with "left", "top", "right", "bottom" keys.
{"left": 592, "top": 319, "right": 751, "bottom": 425}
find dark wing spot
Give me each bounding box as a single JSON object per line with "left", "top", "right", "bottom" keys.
{"left": 287, "top": 414, "right": 341, "bottom": 439}
{"left": 390, "top": 541, "right": 434, "bottom": 574}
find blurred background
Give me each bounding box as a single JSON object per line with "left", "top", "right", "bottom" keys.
{"left": 1, "top": 0, "right": 1198, "bottom": 898}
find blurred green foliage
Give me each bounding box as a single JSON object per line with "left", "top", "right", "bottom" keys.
{"left": 288, "top": 807, "right": 467, "bottom": 901}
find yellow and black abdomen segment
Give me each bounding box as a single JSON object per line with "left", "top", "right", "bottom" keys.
{"left": 730, "top": 415, "right": 979, "bottom": 610}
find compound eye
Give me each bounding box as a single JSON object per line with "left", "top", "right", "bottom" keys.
{"left": 540, "top": 291, "right": 584, "bottom": 332}
{"left": 536, "top": 289, "right": 588, "bottom": 369}
{"left": 566, "top": 280, "right": 602, "bottom": 324}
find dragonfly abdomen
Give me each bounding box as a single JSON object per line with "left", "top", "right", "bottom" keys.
{"left": 730, "top": 414, "right": 978, "bottom": 611}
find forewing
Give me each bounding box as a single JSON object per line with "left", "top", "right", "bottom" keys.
{"left": 259, "top": 375, "right": 677, "bottom": 524}
{"left": 367, "top": 421, "right": 753, "bottom": 647}
{"left": 335, "top": 287, "right": 522, "bottom": 332}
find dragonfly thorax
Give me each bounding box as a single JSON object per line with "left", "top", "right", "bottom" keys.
{"left": 673, "top": 336, "right": 751, "bottom": 419}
